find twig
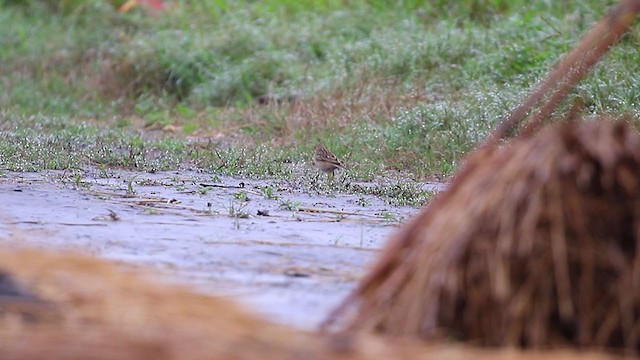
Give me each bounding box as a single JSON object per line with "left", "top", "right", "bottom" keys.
{"left": 297, "top": 207, "right": 385, "bottom": 219}
{"left": 5, "top": 221, "right": 107, "bottom": 227}
{"left": 199, "top": 183, "right": 246, "bottom": 189}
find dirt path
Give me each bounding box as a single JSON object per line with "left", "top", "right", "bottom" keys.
{"left": 1, "top": 169, "right": 444, "bottom": 329}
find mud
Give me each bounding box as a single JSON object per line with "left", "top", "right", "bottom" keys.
{"left": 0, "top": 169, "right": 444, "bottom": 330}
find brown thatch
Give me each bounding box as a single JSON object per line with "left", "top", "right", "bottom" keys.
{"left": 0, "top": 246, "right": 617, "bottom": 360}
{"left": 322, "top": 118, "right": 640, "bottom": 353}
{"left": 321, "top": 0, "right": 640, "bottom": 354}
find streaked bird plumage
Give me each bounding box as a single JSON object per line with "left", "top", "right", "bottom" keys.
{"left": 314, "top": 144, "right": 346, "bottom": 177}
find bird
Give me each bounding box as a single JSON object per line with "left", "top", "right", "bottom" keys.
{"left": 314, "top": 144, "right": 346, "bottom": 180}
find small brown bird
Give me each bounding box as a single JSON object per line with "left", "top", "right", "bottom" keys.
{"left": 314, "top": 144, "right": 346, "bottom": 180}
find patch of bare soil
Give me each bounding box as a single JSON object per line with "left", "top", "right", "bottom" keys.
{"left": 0, "top": 168, "right": 443, "bottom": 329}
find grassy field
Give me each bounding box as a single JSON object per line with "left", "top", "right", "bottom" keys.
{"left": 1, "top": 0, "right": 638, "bottom": 203}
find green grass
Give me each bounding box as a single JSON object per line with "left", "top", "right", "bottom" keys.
{"left": 1, "top": 0, "right": 639, "bottom": 203}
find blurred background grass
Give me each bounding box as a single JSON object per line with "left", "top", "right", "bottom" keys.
{"left": 0, "top": 0, "right": 636, "bottom": 182}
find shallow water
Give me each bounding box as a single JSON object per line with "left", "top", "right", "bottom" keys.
{"left": 0, "top": 169, "right": 445, "bottom": 329}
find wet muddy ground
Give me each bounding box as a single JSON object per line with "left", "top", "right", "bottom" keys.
{"left": 0, "top": 169, "right": 445, "bottom": 330}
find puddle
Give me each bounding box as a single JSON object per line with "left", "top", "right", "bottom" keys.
{"left": 0, "top": 169, "right": 445, "bottom": 329}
